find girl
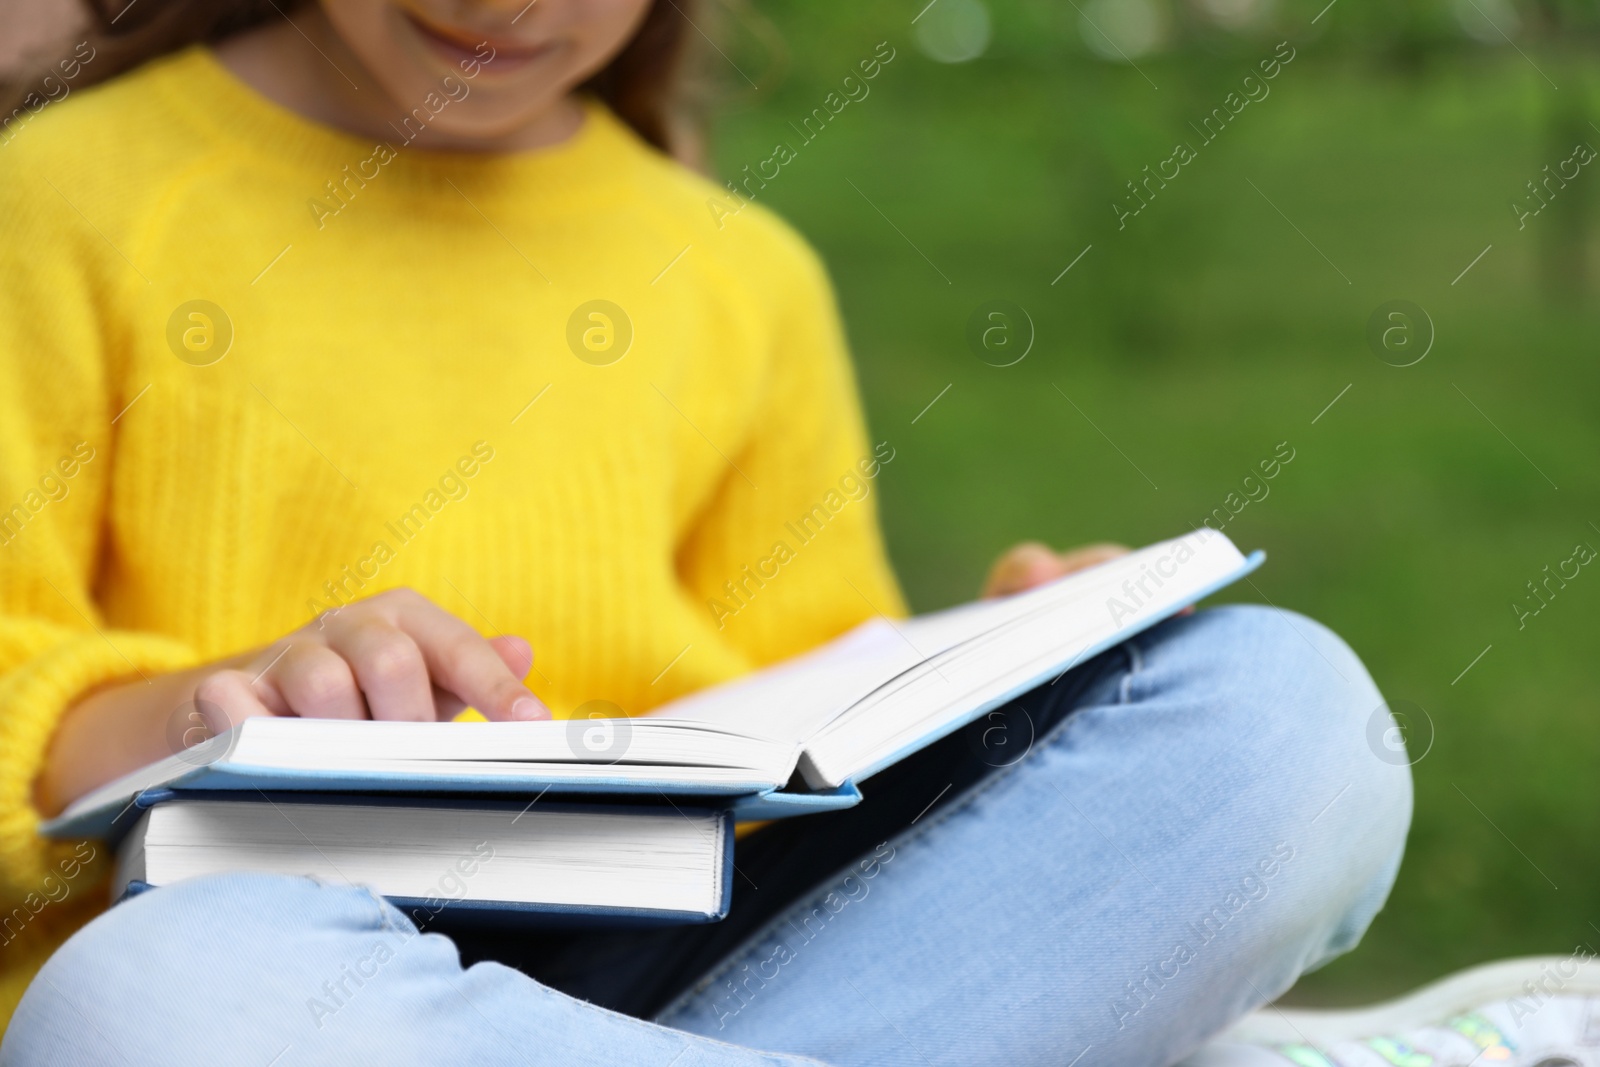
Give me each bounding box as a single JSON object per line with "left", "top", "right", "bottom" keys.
{"left": 0, "top": 1, "right": 1417, "bottom": 1063}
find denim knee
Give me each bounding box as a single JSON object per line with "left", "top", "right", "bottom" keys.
{"left": 5, "top": 875, "right": 829, "bottom": 1067}
{"left": 1, "top": 874, "right": 422, "bottom": 1065}
{"left": 1147, "top": 605, "right": 1414, "bottom": 968}
{"left": 1189, "top": 604, "right": 1411, "bottom": 808}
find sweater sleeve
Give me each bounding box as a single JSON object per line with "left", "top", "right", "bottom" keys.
{"left": 0, "top": 172, "right": 198, "bottom": 905}
{"left": 676, "top": 234, "right": 907, "bottom": 667}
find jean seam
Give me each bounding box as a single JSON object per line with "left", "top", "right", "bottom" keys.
{"left": 365, "top": 887, "right": 409, "bottom": 933}
{"left": 658, "top": 640, "right": 1145, "bottom": 1027}
{"left": 1119, "top": 636, "right": 1147, "bottom": 705}
{"left": 304, "top": 875, "right": 405, "bottom": 934}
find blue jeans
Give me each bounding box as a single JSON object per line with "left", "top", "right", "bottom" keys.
{"left": 1, "top": 606, "right": 1413, "bottom": 1066}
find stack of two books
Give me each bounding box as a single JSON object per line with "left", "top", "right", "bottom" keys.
{"left": 46, "top": 531, "right": 1261, "bottom": 927}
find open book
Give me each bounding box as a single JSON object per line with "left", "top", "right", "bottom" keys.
{"left": 46, "top": 529, "right": 1262, "bottom": 839}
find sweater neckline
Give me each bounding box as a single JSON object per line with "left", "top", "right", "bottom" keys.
{"left": 157, "top": 45, "right": 638, "bottom": 196}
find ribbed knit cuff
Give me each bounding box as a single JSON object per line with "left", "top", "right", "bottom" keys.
{"left": 0, "top": 630, "right": 197, "bottom": 902}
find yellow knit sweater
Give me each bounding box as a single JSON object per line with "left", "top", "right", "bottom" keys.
{"left": 0, "top": 47, "right": 905, "bottom": 1026}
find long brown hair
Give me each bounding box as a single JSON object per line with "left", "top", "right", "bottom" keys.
{"left": 1, "top": 0, "right": 697, "bottom": 155}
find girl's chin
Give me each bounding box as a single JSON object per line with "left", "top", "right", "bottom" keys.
{"left": 405, "top": 45, "right": 571, "bottom": 105}
{"left": 403, "top": 93, "right": 573, "bottom": 141}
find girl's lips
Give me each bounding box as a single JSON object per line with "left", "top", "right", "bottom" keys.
{"left": 401, "top": 10, "right": 553, "bottom": 72}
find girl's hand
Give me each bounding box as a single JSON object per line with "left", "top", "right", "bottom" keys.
{"left": 193, "top": 587, "right": 548, "bottom": 735}
{"left": 36, "top": 588, "right": 547, "bottom": 816}
{"left": 982, "top": 542, "right": 1131, "bottom": 598}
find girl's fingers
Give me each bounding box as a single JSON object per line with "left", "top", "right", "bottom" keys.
{"left": 264, "top": 643, "right": 368, "bottom": 720}
{"left": 326, "top": 620, "right": 435, "bottom": 722}
{"left": 983, "top": 542, "right": 1067, "bottom": 598}
{"left": 270, "top": 590, "right": 546, "bottom": 722}
{"left": 983, "top": 541, "right": 1134, "bottom": 598}
{"left": 432, "top": 683, "right": 468, "bottom": 722}
{"left": 489, "top": 634, "right": 535, "bottom": 679}
{"left": 429, "top": 636, "right": 538, "bottom": 721}
{"left": 191, "top": 669, "right": 279, "bottom": 735}
{"left": 1054, "top": 542, "right": 1131, "bottom": 575}
{"left": 393, "top": 602, "right": 547, "bottom": 722}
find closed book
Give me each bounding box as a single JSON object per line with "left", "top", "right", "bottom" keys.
{"left": 113, "top": 792, "right": 734, "bottom": 927}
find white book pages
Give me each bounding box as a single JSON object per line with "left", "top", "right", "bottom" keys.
{"left": 121, "top": 801, "right": 726, "bottom": 916}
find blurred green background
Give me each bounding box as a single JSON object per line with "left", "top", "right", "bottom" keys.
{"left": 705, "top": 0, "right": 1600, "bottom": 1004}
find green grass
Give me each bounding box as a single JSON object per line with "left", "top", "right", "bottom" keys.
{"left": 709, "top": 3, "right": 1600, "bottom": 1004}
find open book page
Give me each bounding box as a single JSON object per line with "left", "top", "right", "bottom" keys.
{"left": 652, "top": 529, "right": 1248, "bottom": 787}
{"left": 801, "top": 529, "right": 1251, "bottom": 787}
{"left": 648, "top": 618, "right": 921, "bottom": 743}
{"left": 653, "top": 530, "right": 1242, "bottom": 747}
{"left": 647, "top": 564, "right": 1101, "bottom": 741}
